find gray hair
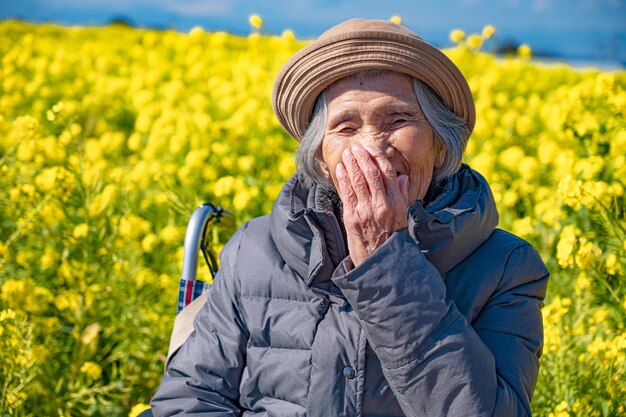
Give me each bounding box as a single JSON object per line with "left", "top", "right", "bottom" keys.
{"left": 295, "top": 70, "right": 471, "bottom": 189}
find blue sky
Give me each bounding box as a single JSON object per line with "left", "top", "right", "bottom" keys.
{"left": 1, "top": 0, "right": 625, "bottom": 65}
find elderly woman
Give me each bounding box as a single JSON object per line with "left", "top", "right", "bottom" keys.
{"left": 151, "top": 19, "right": 548, "bottom": 417}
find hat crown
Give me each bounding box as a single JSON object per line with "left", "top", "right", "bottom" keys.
{"left": 318, "top": 18, "right": 421, "bottom": 41}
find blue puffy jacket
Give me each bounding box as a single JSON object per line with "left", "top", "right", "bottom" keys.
{"left": 151, "top": 165, "right": 549, "bottom": 416}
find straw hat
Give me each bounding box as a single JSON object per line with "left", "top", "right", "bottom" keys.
{"left": 272, "top": 18, "right": 475, "bottom": 141}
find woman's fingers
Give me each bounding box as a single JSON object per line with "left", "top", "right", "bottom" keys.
{"left": 341, "top": 146, "right": 371, "bottom": 202}
{"left": 335, "top": 162, "right": 357, "bottom": 211}
{"left": 364, "top": 145, "right": 396, "bottom": 181}
{"left": 364, "top": 145, "right": 406, "bottom": 201}
{"left": 364, "top": 145, "right": 396, "bottom": 200}
{"left": 350, "top": 144, "right": 387, "bottom": 202}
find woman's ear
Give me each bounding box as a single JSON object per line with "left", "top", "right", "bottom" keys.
{"left": 435, "top": 150, "right": 445, "bottom": 168}
{"left": 433, "top": 137, "right": 446, "bottom": 168}
{"left": 318, "top": 158, "right": 332, "bottom": 181}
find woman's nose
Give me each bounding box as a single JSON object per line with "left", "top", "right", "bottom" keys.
{"left": 354, "top": 133, "right": 395, "bottom": 159}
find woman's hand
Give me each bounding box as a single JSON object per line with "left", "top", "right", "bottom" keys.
{"left": 335, "top": 144, "right": 410, "bottom": 266}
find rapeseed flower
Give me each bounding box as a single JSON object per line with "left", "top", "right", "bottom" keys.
{"left": 89, "top": 184, "right": 119, "bottom": 217}
{"left": 449, "top": 29, "right": 465, "bottom": 44}
{"left": 556, "top": 225, "right": 579, "bottom": 268}
{"left": 466, "top": 34, "right": 483, "bottom": 50}
{"left": 119, "top": 214, "right": 151, "bottom": 240}
{"left": 129, "top": 404, "right": 151, "bottom": 417}
{"left": 574, "top": 272, "right": 591, "bottom": 296}
{"left": 142, "top": 233, "right": 159, "bottom": 252}
{"left": 34, "top": 166, "right": 76, "bottom": 201}
{"left": 249, "top": 14, "right": 263, "bottom": 30}
{"left": 160, "top": 225, "right": 184, "bottom": 245}
{"left": 549, "top": 400, "right": 570, "bottom": 417}
{"left": 575, "top": 238, "right": 601, "bottom": 269}
{"left": 482, "top": 25, "right": 495, "bottom": 39}
{"left": 40, "top": 246, "right": 60, "bottom": 270}
{"left": 0, "top": 309, "right": 17, "bottom": 322}
{"left": 188, "top": 26, "right": 204, "bottom": 38}
{"left": 72, "top": 223, "right": 89, "bottom": 239}
{"left": 605, "top": 253, "right": 621, "bottom": 275}
{"left": 80, "top": 361, "right": 102, "bottom": 380}
{"left": 517, "top": 43, "right": 532, "bottom": 58}
{"left": 0, "top": 243, "right": 9, "bottom": 263}
{"left": 557, "top": 176, "right": 586, "bottom": 208}
{"left": 6, "top": 392, "right": 27, "bottom": 408}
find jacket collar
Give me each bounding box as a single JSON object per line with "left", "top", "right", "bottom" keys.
{"left": 408, "top": 165, "right": 499, "bottom": 275}
{"left": 269, "top": 165, "right": 498, "bottom": 284}
{"left": 270, "top": 176, "right": 347, "bottom": 285}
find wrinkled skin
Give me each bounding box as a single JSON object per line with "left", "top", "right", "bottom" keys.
{"left": 319, "top": 72, "right": 437, "bottom": 266}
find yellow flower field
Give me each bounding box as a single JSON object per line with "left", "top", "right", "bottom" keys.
{"left": 0, "top": 20, "right": 625, "bottom": 416}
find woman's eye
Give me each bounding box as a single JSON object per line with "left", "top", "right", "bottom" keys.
{"left": 338, "top": 126, "right": 356, "bottom": 134}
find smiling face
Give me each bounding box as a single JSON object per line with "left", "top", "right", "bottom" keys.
{"left": 319, "top": 71, "right": 437, "bottom": 203}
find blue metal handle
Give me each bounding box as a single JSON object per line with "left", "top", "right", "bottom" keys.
{"left": 180, "top": 203, "right": 234, "bottom": 281}
{"left": 178, "top": 202, "right": 234, "bottom": 313}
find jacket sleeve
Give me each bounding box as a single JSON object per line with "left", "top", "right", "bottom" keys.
{"left": 150, "top": 225, "right": 248, "bottom": 417}
{"left": 331, "top": 229, "right": 548, "bottom": 417}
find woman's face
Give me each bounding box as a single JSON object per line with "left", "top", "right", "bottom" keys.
{"left": 320, "top": 71, "right": 437, "bottom": 203}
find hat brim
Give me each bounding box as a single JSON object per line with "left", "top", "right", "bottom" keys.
{"left": 272, "top": 23, "right": 475, "bottom": 141}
